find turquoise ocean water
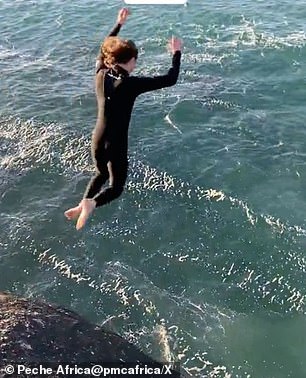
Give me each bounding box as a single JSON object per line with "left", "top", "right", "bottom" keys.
{"left": 1, "top": 0, "right": 306, "bottom": 376}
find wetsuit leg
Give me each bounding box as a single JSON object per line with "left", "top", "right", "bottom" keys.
{"left": 93, "top": 154, "right": 128, "bottom": 208}
{"left": 83, "top": 154, "right": 110, "bottom": 200}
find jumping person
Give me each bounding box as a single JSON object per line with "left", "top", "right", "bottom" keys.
{"left": 65, "top": 8, "right": 182, "bottom": 230}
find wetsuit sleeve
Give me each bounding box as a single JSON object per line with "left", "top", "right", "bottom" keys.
{"left": 108, "top": 23, "right": 122, "bottom": 37}
{"left": 130, "top": 51, "right": 181, "bottom": 96}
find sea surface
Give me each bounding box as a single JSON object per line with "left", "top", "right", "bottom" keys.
{"left": 1, "top": 1, "right": 306, "bottom": 377}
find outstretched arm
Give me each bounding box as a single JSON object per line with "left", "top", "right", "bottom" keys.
{"left": 96, "top": 8, "right": 130, "bottom": 72}
{"left": 108, "top": 8, "right": 130, "bottom": 36}
{"left": 130, "top": 37, "right": 182, "bottom": 95}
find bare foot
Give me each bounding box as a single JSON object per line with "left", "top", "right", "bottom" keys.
{"left": 76, "top": 199, "right": 96, "bottom": 230}
{"left": 64, "top": 203, "right": 82, "bottom": 220}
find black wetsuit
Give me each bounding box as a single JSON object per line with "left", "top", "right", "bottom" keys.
{"left": 84, "top": 23, "right": 181, "bottom": 207}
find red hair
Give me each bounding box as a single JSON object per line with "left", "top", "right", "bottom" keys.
{"left": 98, "top": 37, "right": 138, "bottom": 68}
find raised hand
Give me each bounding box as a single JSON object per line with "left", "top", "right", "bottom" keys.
{"left": 168, "top": 36, "right": 183, "bottom": 54}
{"left": 117, "top": 8, "right": 130, "bottom": 25}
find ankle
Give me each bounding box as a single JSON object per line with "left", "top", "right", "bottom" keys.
{"left": 82, "top": 198, "right": 96, "bottom": 207}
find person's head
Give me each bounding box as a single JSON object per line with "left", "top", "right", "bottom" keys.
{"left": 100, "top": 37, "right": 138, "bottom": 73}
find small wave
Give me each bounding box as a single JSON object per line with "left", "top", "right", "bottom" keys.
{"left": 185, "top": 17, "right": 306, "bottom": 52}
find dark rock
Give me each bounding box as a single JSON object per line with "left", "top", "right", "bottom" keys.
{"left": 0, "top": 292, "right": 186, "bottom": 377}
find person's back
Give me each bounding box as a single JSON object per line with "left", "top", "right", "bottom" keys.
{"left": 94, "top": 66, "right": 134, "bottom": 154}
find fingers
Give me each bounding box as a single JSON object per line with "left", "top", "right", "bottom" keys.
{"left": 167, "top": 36, "right": 183, "bottom": 53}
{"left": 117, "top": 8, "right": 130, "bottom": 24}
{"left": 119, "top": 7, "right": 130, "bottom": 19}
